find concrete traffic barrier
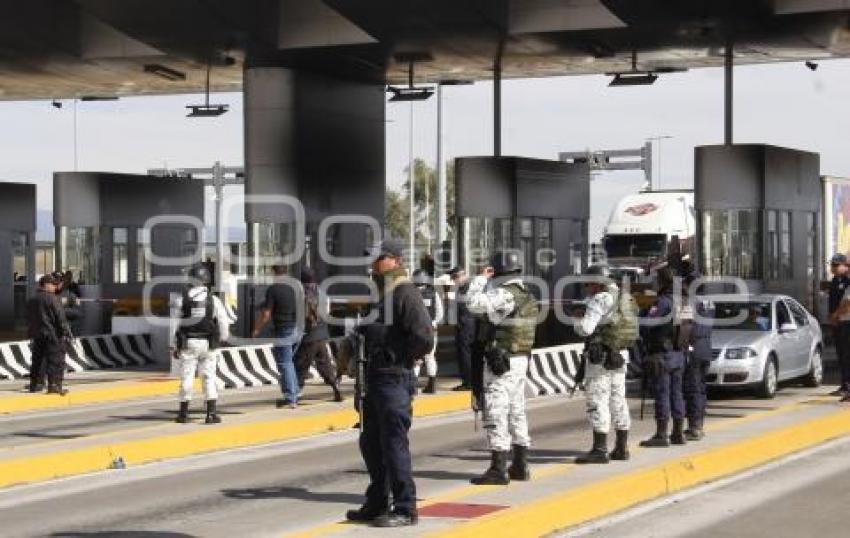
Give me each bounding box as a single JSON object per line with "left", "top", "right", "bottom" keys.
{"left": 0, "top": 334, "right": 154, "bottom": 380}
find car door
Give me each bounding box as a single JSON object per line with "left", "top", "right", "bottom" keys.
{"left": 786, "top": 299, "right": 815, "bottom": 374}
{"left": 774, "top": 300, "right": 803, "bottom": 378}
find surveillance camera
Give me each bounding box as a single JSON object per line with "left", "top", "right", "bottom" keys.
{"left": 805, "top": 61, "right": 818, "bottom": 71}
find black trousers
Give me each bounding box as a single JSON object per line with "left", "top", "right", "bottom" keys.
{"left": 295, "top": 339, "right": 337, "bottom": 388}
{"left": 834, "top": 324, "right": 850, "bottom": 390}
{"left": 455, "top": 324, "right": 474, "bottom": 386}
{"left": 31, "top": 337, "right": 65, "bottom": 388}
{"left": 359, "top": 372, "right": 416, "bottom": 516}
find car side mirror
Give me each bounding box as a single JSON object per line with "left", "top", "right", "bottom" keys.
{"left": 779, "top": 323, "right": 796, "bottom": 334}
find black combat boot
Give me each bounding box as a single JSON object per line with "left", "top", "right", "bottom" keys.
{"left": 575, "top": 431, "right": 610, "bottom": 464}
{"left": 175, "top": 401, "right": 190, "bottom": 424}
{"left": 424, "top": 376, "right": 437, "bottom": 394}
{"left": 685, "top": 417, "right": 704, "bottom": 441}
{"left": 205, "top": 400, "right": 222, "bottom": 424}
{"left": 670, "top": 418, "right": 688, "bottom": 445}
{"left": 508, "top": 444, "right": 531, "bottom": 480}
{"left": 47, "top": 384, "right": 69, "bottom": 396}
{"left": 471, "top": 451, "right": 510, "bottom": 485}
{"left": 640, "top": 419, "right": 670, "bottom": 447}
{"left": 610, "top": 430, "right": 630, "bottom": 461}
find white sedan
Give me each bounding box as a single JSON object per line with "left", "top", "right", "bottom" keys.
{"left": 706, "top": 294, "right": 823, "bottom": 398}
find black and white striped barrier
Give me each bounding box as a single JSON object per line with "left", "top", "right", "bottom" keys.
{"left": 215, "top": 339, "right": 346, "bottom": 390}
{"left": 0, "top": 334, "right": 154, "bottom": 380}
{"left": 526, "top": 344, "right": 639, "bottom": 397}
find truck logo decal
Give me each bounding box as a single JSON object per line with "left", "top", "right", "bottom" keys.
{"left": 624, "top": 203, "right": 659, "bottom": 216}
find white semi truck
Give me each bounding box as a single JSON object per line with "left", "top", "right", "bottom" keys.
{"left": 601, "top": 189, "right": 696, "bottom": 281}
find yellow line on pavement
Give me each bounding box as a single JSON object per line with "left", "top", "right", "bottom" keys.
{"left": 430, "top": 407, "right": 850, "bottom": 538}
{"left": 0, "top": 392, "right": 471, "bottom": 489}
{"left": 283, "top": 394, "right": 829, "bottom": 538}
{"left": 0, "top": 378, "right": 195, "bottom": 415}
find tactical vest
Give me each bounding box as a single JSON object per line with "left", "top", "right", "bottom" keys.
{"left": 596, "top": 289, "right": 639, "bottom": 351}
{"left": 178, "top": 288, "right": 220, "bottom": 345}
{"left": 418, "top": 284, "right": 437, "bottom": 321}
{"left": 492, "top": 283, "right": 539, "bottom": 354}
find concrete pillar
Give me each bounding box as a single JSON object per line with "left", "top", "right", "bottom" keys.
{"left": 243, "top": 67, "right": 386, "bottom": 280}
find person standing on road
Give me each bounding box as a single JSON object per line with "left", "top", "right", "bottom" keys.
{"left": 572, "top": 264, "right": 637, "bottom": 464}
{"left": 640, "top": 267, "right": 688, "bottom": 447}
{"left": 448, "top": 267, "right": 474, "bottom": 391}
{"left": 252, "top": 264, "right": 302, "bottom": 409}
{"left": 465, "top": 250, "right": 539, "bottom": 485}
{"left": 170, "top": 264, "right": 234, "bottom": 424}
{"left": 346, "top": 239, "right": 433, "bottom": 528}
{"left": 55, "top": 270, "right": 83, "bottom": 336}
{"left": 680, "top": 273, "right": 713, "bottom": 441}
{"left": 294, "top": 267, "right": 343, "bottom": 403}
{"left": 26, "top": 274, "right": 73, "bottom": 395}
{"left": 828, "top": 254, "right": 850, "bottom": 399}
{"left": 411, "top": 269, "right": 444, "bottom": 394}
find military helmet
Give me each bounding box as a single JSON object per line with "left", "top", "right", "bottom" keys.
{"left": 411, "top": 268, "right": 431, "bottom": 285}
{"left": 584, "top": 264, "right": 611, "bottom": 278}
{"left": 490, "top": 249, "right": 523, "bottom": 276}
{"left": 188, "top": 264, "right": 212, "bottom": 286}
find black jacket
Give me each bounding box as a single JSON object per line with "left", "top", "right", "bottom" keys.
{"left": 27, "top": 290, "right": 72, "bottom": 342}
{"left": 362, "top": 274, "right": 433, "bottom": 372}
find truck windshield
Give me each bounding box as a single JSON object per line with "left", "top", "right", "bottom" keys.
{"left": 604, "top": 234, "right": 666, "bottom": 258}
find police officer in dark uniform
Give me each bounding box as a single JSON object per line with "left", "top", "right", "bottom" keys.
{"left": 27, "top": 274, "right": 73, "bottom": 395}
{"left": 681, "top": 272, "right": 713, "bottom": 441}
{"left": 346, "top": 239, "right": 433, "bottom": 528}
{"left": 640, "top": 267, "right": 687, "bottom": 447}
{"left": 449, "top": 267, "right": 474, "bottom": 391}
{"left": 828, "top": 254, "right": 850, "bottom": 397}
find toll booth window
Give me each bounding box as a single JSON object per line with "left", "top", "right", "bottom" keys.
{"left": 112, "top": 228, "right": 129, "bottom": 284}
{"left": 136, "top": 228, "right": 151, "bottom": 282}
{"left": 253, "top": 222, "right": 296, "bottom": 276}
{"left": 766, "top": 210, "right": 792, "bottom": 280}
{"left": 464, "top": 217, "right": 495, "bottom": 272}
{"left": 701, "top": 209, "right": 760, "bottom": 279}
{"left": 11, "top": 232, "right": 27, "bottom": 281}
{"left": 60, "top": 227, "right": 101, "bottom": 285}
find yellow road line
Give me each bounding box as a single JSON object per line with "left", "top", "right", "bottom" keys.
{"left": 430, "top": 407, "right": 850, "bottom": 538}
{"left": 0, "top": 392, "right": 471, "bottom": 489}
{"left": 285, "top": 394, "right": 831, "bottom": 538}
{"left": 0, "top": 378, "right": 194, "bottom": 415}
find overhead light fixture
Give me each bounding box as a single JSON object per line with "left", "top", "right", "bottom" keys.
{"left": 387, "top": 54, "right": 435, "bottom": 102}
{"left": 606, "top": 50, "right": 662, "bottom": 87}
{"left": 186, "top": 104, "right": 229, "bottom": 117}
{"left": 608, "top": 72, "right": 658, "bottom": 86}
{"left": 144, "top": 63, "right": 186, "bottom": 81}
{"left": 805, "top": 61, "right": 819, "bottom": 71}
{"left": 80, "top": 95, "right": 119, "bottom": 102}
{"left": 186, "top": 59, "right": 229, "bottom": 117}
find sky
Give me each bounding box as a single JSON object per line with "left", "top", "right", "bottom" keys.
{"left": 2, "top": 58, "right": 850, "bottom": 242}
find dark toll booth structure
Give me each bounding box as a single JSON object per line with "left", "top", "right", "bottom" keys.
{"left": 54, "top": 172, "right": 205, "bottom": 334}
{"left": 455, "top": 157, "right": 590, "bottom": 345}
{"left": 695, "top": 145, "right": 821, "bottom": 315}
{"left": 0, "top": 183, "right": 37, "bottom": 332}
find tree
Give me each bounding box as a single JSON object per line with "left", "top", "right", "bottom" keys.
{"left": 385, "top": 158, "right": 456, "bottom": 247}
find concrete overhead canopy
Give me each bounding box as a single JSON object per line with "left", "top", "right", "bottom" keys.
{"left": 1, "top": 0, "right": 850, "bottom": 99}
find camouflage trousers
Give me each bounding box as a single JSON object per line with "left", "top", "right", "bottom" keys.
{"left": 483, "top": 355, "right": 531, "bottom": 452}
{"left": 584, "top": 362, "right": 631, "bottom": 433}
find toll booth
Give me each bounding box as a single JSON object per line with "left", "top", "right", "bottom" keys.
{"left": 53, "top": 172, "right": 205, "bottom": 334}
{"left": 455, "top": 156, "right": 590, "bottom": 345}
{"left": 0, "top": 183, "right": 36, "bottom": 332}
{"left": 695, "top": 144, "right": 821, "bottom": 314}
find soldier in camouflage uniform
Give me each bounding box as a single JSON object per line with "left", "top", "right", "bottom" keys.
{"left": 573, "top": 264, "right": 636, "bottom": 464}
{"left": 466, "top": 250, "right": 540, "bottom": 485}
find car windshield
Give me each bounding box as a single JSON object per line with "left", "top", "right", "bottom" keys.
{"left": 604, "top": 234, "right": 667, "bottom": 258}
{"left": 712, "top": 301, "right": 773, "bottom": 331}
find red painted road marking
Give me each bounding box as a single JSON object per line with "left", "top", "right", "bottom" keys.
{"left": 419, "top": 503, "right": 508, "bottom": 519}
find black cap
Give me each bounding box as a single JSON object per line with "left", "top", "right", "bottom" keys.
{"left": 365, "top": 238, "right": 405, "bottom": 259}
{"left": 447, "top": 266, "right": 464, "bottom": 277}
{"left": 39, "top": 274, "right": 58, "bottom": 286}
{"left": 300, "top": 266, "right": 316, "bottom": 284}
{"left": 831, "top": 253, "right": 848, "bottom": 266}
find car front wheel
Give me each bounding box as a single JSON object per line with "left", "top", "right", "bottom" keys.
{"left": 757, "top": 358, "right": 778, "bottom": 399}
